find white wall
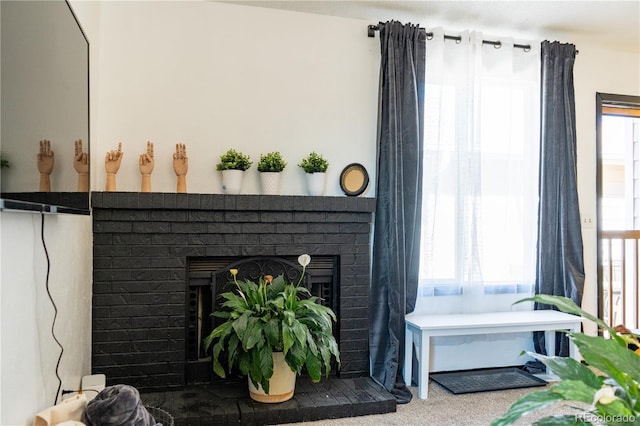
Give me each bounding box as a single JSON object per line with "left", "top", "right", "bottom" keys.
{"left": 95, "top": 1, "right": 379, "bottom": 196}
{"left": 0, "top": 2, "right": 98, "bottom": 425}
{"left": 0, "top": 212, "right": 92, "bottom": 426}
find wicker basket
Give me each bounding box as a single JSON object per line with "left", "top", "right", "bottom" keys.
{"left": 145, "top": 406, "right": 175, "bottom": 426}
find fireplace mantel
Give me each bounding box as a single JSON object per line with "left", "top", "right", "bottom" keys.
{"left": 91, "top": 192, "right": 375, "bottom": 391}
{"left": 91, "top": 192, "right": 375, "bottom": 213}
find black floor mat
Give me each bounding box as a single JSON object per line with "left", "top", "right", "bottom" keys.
{"left": 430, "top": 367, "right": 547, "bottom": 394}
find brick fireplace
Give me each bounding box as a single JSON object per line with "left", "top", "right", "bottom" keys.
{"left": 91, "top": 192, "right": 375, "bottom": 391}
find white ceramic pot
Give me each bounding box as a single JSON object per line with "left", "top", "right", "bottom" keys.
{"left": 305, "top": 172, "right": 326, "bottom": 196}
{"left": 221, "top": 169, "right": 244, "bottom": 194}
{"left": 248, "top": 352, "right": 296, "bottom": 403}
{"left": 260, "top": 172, "right": 282, "bottom": 195}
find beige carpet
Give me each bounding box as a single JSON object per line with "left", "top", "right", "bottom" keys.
{"left": 283, "top": 381, "right": 588, "bottom": 426}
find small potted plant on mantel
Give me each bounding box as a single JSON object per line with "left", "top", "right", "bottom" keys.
{"left": 257, "top": 151, "right": 287, "bottom": 195}
{"left": 216, "top": 148, "right": 252, "bottom": 194}
{"left": 203, "top": 254, "right": 340, "bottom": 403}
{"left": 298, "top": 151, "right": 329, "bottom": 196}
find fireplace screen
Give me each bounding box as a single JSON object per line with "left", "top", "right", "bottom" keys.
{"left": 186, "top": 255, "right": 338, "bottom": 384}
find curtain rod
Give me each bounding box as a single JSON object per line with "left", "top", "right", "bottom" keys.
{"left": 367, "top": 24, "right": 532, "bottom": 52}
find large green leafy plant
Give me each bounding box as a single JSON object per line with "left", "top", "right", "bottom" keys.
{"left": 493, "top": 294, "right": 640, "bottom": 426}
{"left": 203, "top": 255, "right": 340, "bottom": 394}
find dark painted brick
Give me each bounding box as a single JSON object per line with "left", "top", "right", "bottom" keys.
{"left": 260, "top": 211, "right": 294, "bottom": 222}
{"left": 276, "top": 223, "right": 308, "bottom": 233}
{"left": 130, "top": 245, "right": 171, "bottom": 257}
{"left": 259, "top": 233, "right": 292, "bottom": 245}
{"left": 111, "top": 210, "right": 150, "bottom": 222}
{"left": 92, "top": 192, "right": 374, "bottom": 390}
{"left": 92, "top": 233, "right": 112, "bottom": 244}
{"left": 308, "top": 223, "right": 340, "bottom": 233}
{"left": 94, "top": 221, "right": 132, "bottom": 233}
{"left": 293, "top": 234, "right": 324, "bottom": 244}
{"left": 205, "top": 246, "right": 242, "bottom": 257}
{"left": 93, "top": 257, "right": 112, "bottom": 269}
{"left": 112, "top": 257, "right": 150, "bottom": 269}
{"left": 172, "top": 246, "right": 207, "bottom": 258}
{"left": 235, "top": 195, "right": 260, "bottom": 210}
{"left": 93, "top": 294, "right": 129, "bottom": 306}
{"left": 152, "top": 234, "right": 188, "bottom": 245}
{"left": 241, "top": 223, "right": 276, "bottom": 233}
{"left": 225, "top": 234, "right": 259, "bottom": 245}
{"left": 224, "top": 211, "right": 260, "bottom": 223}
{"left": 113, "top": 233, "right": 152, "bottom": 245}
{"left": 260, "top": 195, "right": 294, "bottom": 210}
{"left": 294, "top": 212, "right": 326, "bottom": 222}
{"left": 325, "top": 234, "right": 355, "bottom": 244}
{"left": 188, "top": 234, "right": 224, "bottom": 246}
{"left": 150, "top": 210, "right": 189, "bottom": 222}
{"left": 188, "top": 211, "right": 224, "bottom": 222}
{"left": 208, "top": 222, "right": 242, "bottom": 233}
{"left": 132, "top": 222, "right": 171, "bottom": 233}
{"left": 241, "top": 245, "right": 276, "bottom": 257}
{"left": 175, "top": 194, "right": 189, "bottom": 209}
{"left": 171, "top": 222, "right": 207, "bottom": 233}
{"left": 90, "top": 192, "right": 103, "bottom": 206}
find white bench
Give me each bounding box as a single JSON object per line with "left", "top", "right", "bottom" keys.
{"left": 404, "top": 310, "right": 582, "bottom": 399}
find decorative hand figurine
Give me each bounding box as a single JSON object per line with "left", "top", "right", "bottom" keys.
{"left": 73, "top": 139, "right": 89, "bottom": 192}
{"left": 172, "top": 143, "right": 188, "bottom": 193}
{"left": 105, "top": 142, "right": 123, "bottom": 192}
{"left": 37, "top": 139, "right": 54, "bottom": 192}
{"left": 139, "top": 141, "right": 154, "bottom": 192}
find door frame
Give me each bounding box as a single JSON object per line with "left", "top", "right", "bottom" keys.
{"left": 596, "top": 92, "right": 640, "bottom": 326}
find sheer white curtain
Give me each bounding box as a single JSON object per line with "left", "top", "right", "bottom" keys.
{"left": 415, "top": 30, "right": 540, "bottom": 315}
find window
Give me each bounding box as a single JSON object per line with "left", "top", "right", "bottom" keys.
{"left": 418, "top": 33, "right": 540, "bottom": 299}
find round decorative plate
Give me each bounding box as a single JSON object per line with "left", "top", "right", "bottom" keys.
{"left": 340, "top": 163, "right": 369, "bottom": 196}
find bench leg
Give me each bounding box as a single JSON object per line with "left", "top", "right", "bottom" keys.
{"left": 417, "top": 332, "right": 430, "bottom": 399}
{"left": 545, "top": 330, "right": 556, "bottom": 377}
{"left": 404, "top": 324, "right": 412, "bottom": 387}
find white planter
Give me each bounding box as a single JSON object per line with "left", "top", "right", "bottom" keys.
{"left": 305, "top": 172, "right": 326, "bottom": 196}
{"left": 221, "top": 169, "right": 244, "bottom": 194}
{"left": 248, "top": 352, "right": 296, "bottom": 403}
{"left": 260, "top": 172, "right": 282, "bottom": 195}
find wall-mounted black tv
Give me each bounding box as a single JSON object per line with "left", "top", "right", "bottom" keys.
{"left": 1, "top": 0, "right": 90, "bottom": 214}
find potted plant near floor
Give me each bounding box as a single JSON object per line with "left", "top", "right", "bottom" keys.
{"left": 216, "top": 149, "right": 252, "bottom": 194}
{"left": 257, "top": 151, "right": 287, "bottom": 195}
{"left": 492, "top": 294, "right": 640, "bottom": 425}
{"left": 203, "top": 254, "right": 340, "bottom": 403}
{"left": 298, "top": 151, "right": 329, "bottom": 196}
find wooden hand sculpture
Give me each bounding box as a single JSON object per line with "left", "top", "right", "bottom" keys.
{"left": 172, "top": 143, "right": 188, "bottom": 193}
{"left": 105, "top": 142, "right": 123, "bottom": 191}
{"left": 139, "top": 141, "right": 154, "bottom": 192}
{"left": 37, "top": 139, "right": 54, "bottom": 192}
{"left": 73, "top": 139, "right": 89, "bottom": 192}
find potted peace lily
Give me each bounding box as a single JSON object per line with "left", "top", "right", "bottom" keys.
{"left": 298, "top": 151, "right": 329, "bottom": 196}
{"left": 216, "top": 148, "right": 252, "bottom": 194}
{"left": 203, "top": 254, "right": 340, "bottom": 403}
{"left": 257, "top": 151, "right": 287, "bottom": 195}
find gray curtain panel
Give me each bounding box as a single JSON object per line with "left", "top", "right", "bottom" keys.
{"left": 369, "top": 21, "right": 425, "bottom": 404}
{"left": 534, "top": 41, "right": 585, "bottom": 357}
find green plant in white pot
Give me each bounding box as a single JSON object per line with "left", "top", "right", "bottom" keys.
{"left": 257, "top": 151, "right": 287, "bottom": 195}
{"left": 298, "top": 151, "right": 329, "bottom": 196}
{"left": 216, "top": 149, "right": 252, "bottom": 194}
{"left": 203, "top": 254, "right": 340, "bottom": 403}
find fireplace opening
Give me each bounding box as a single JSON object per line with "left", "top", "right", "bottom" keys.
{"left": 185, "top": 255, "right": 339, "bottom": 384}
